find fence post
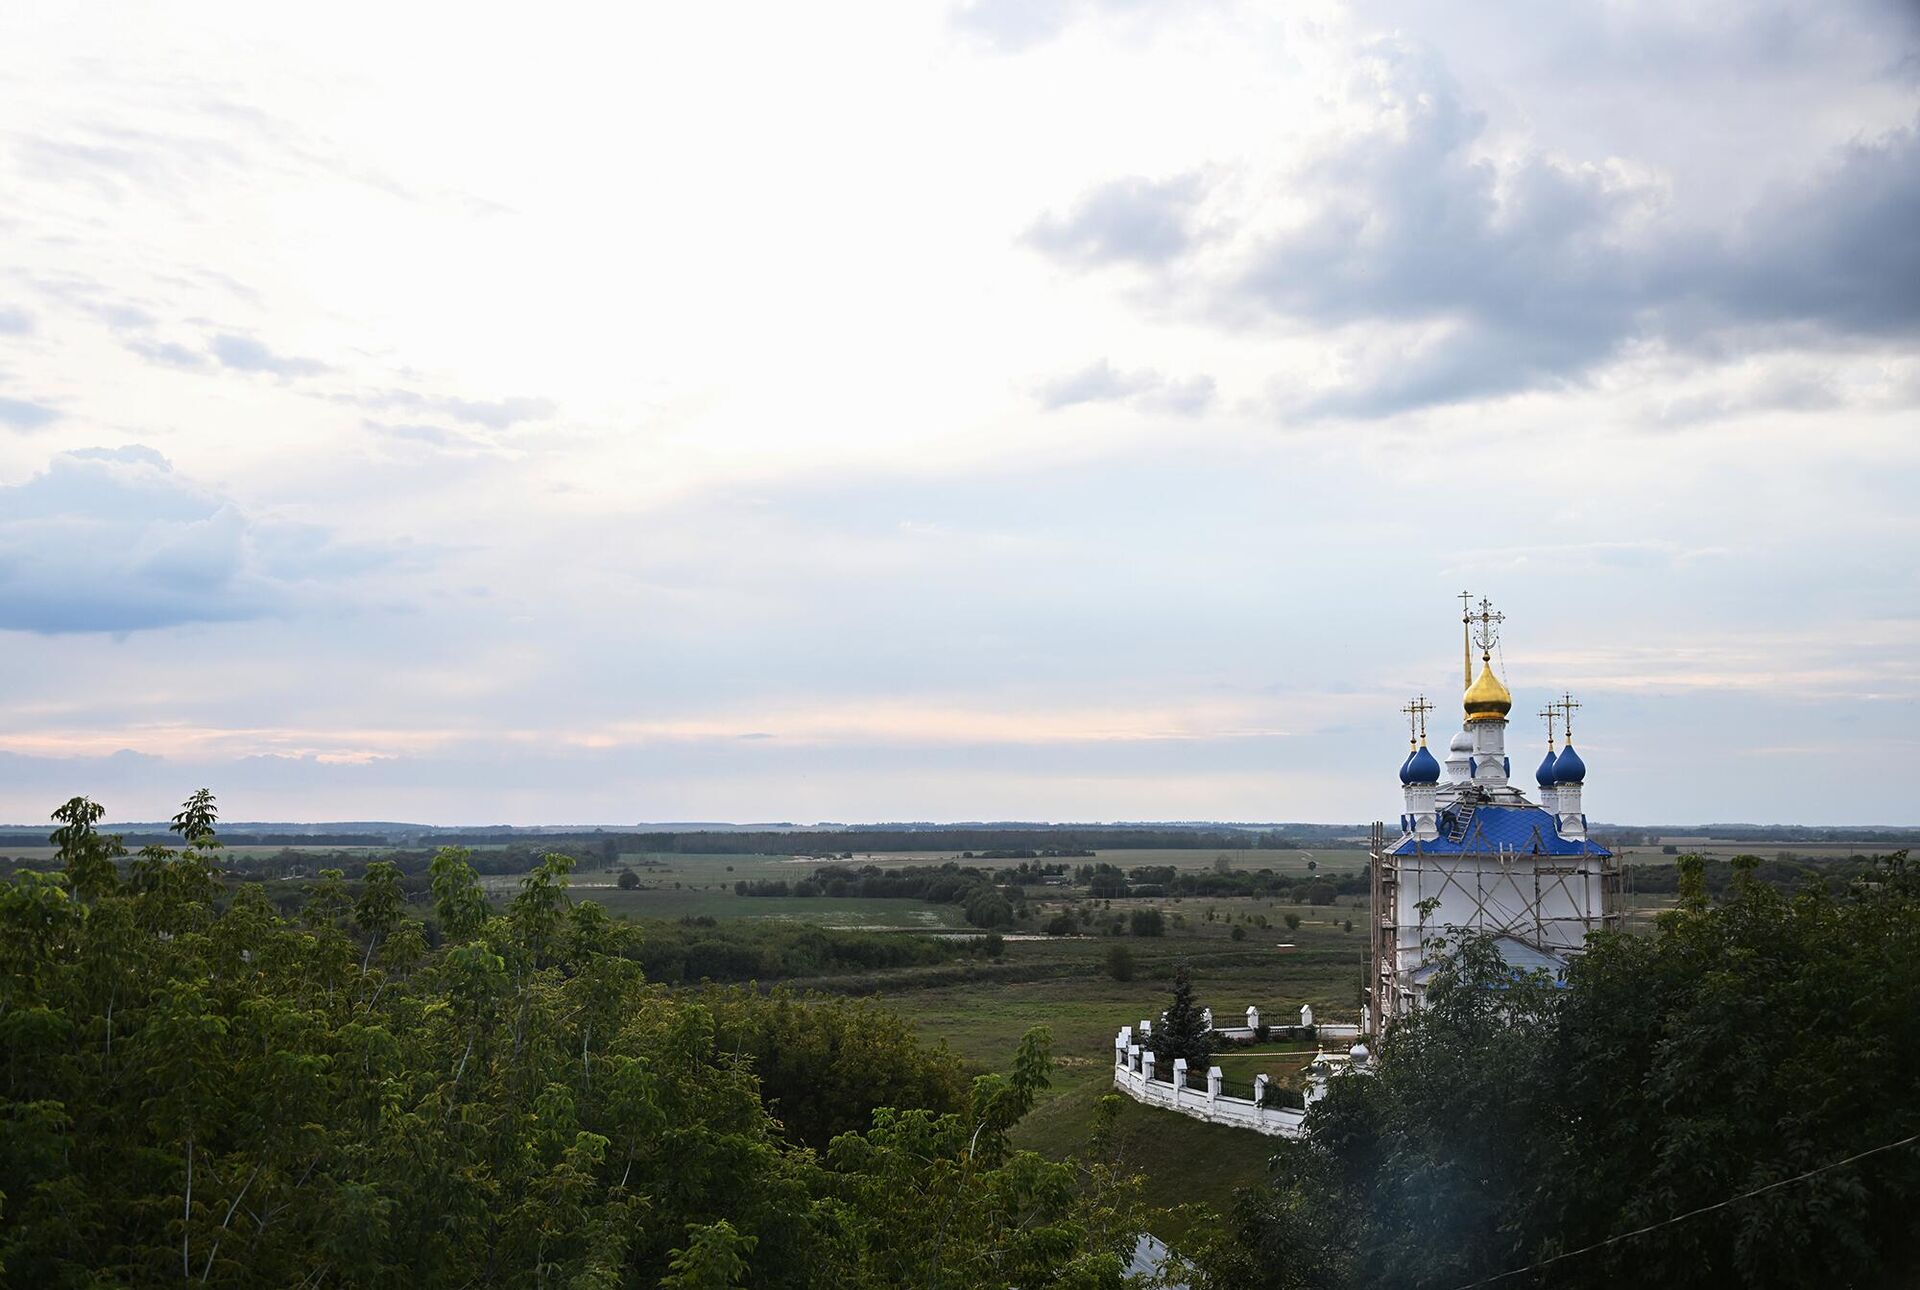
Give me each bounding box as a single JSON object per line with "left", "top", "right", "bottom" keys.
{"left": 1202, "top": 1006, "right": 1213, "bottom": 1030}
{"left": 1207, "top": 1066, "right": 1222, "bottom": 1107}
{"left": 1254, "top": 1074, "right": 1269, "bottom": 1117}
{"left": 1115, "top": 1029, "right": 1130, "bottom": 1066}
{"left": 1143, "top": 1049, "right": 1156, "bottom": 1082}
{"left": 1300, "top": 1003, "right": 1314, "bottom": 1027}
{"left": 1172, "top": 1058, "right": 1187, "bottom": 1103}
{"left": 1246, "top": 1005, "right": 1259, "bottom": 1031}
{"left": 1129, "top": 1044, "right": 1142, "bottom": 1074}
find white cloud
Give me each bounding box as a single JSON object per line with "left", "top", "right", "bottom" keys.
{"left": 0, "top": 2, "right": 1912, "bottom": 824}
{"left": 0, "top": 447, "right": 391, "bottom": 633}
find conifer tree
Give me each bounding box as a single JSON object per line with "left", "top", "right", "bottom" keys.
{"left": 1149, "top": 962, "right": 1217, "bottom": 1065}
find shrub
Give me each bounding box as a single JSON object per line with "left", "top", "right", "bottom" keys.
{"left": 616, "top": 868, "right": 640, "bottom": 890}
{"left": 1106, "top": 944, "right": 1135, "bottom": 981}
{"left": 1284, "top": 913, "right": 1301, "bottom": 930}
{"left": 1129, "top": 908, "right": 1166, "bottom": 937}
{"left": 1230, "top": 925, "right": 1247, "bottom": 941}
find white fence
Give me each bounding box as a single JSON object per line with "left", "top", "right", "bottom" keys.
{"left": 1110, "top": 1006, "right": 1368, "bottom": 1136}
{"left": 1111, "top": 1045, "right": 1308, "bottom": 1137}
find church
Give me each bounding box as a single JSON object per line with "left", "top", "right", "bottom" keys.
{"left": 1367, "top": 599, "right": 1623, "bottom": 1029}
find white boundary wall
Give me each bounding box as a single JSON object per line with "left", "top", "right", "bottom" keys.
{"left": 1109, "top": 1007, "right": 1366, "bottom": 1137}
{"left": 1111, "top": 1053, "right": 1307, "bottom": 1137}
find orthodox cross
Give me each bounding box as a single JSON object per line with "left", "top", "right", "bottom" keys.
{"left": 1557, "top": 692, "right": 1582, "bottom": 742}
{"left": 1538, "top": 705, "right": 1559, "bottom": 750}
{"left": 1470, "top": 597, "right": 1504, "bottom": 660}
{"left": 1402, "top": 695, "right": 1434, "bottom": 746}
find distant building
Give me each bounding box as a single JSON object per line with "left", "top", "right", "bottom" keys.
{"left": 1368, "top": 598, "right": 1622, "bottom": 1030}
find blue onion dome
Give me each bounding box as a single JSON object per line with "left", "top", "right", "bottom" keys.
{"left": 1405, "top": 744, "right": 1442, "bottom": 784}
{"left": 1398, "top": 749, "right": 1416, "bottom": 784}
{"left": 1536, "top": 750, "right": 1559, "bottom": 787}
{"left": 1554, "top": 742, "right": 1587, "bottom": 784}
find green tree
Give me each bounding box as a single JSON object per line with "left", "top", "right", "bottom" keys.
{"left": 51, "top": 795, "right": 123, "bottom": 902}
{"left": 1148, "top": 963, "right": 1216, "bottom": 1065}
{"left": 354, "top": 859, "right": 405, "bottom": 969}
{"left": 1195, "top": 854, "right": 1920, "bottom": 1289}
{"left": 429, "top": 845, "right": 490, "bottom": 940}
{"left": 0, "top": 790, "right": 1151, "bottom": 1289}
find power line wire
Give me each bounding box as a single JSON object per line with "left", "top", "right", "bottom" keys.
{"left": 1447, "top": 1131, "right": 1920, "bottom": 1289}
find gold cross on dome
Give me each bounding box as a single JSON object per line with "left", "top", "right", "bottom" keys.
{"left": 1471, "top": 597, "right": 1504, "bottom": 658}
{"left": 1400, "top": 694, "right": 1434, "bottom": 743}
{"left": 1557, "top": 692, "right": 1582, "bottom": 741}
{"left": 1538, "top": 705, "right": 1558, "bottom": 749}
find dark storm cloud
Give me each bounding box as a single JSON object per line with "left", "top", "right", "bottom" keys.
{"left": 1028, "top": 37, "right": 1920, "bottom": 417}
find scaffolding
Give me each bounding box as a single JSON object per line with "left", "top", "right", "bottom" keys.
{"left": 1368, "top": 818, "right": 1624, "bottom": 1029}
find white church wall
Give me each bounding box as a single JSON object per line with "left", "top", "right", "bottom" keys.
{"left": 1391, "top": 854, "right": 1609, "bottom": 962}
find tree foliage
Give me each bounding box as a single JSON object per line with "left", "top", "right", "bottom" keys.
{"left": 0, "top": 791, "right": 1144, "bottom": 1288}
{"left": 1148, "top": 963, "right": 1216, "bottom": 1065}
{"left": 1190, "top": 852, "right": 1920, "bottom": 1289}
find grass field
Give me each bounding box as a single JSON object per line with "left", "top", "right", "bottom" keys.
{"left": 856, "top": 922, "right": 1365, "bottom": 1244}
{"left": 464, "top": 845, "right": 1376, "bottom": 930}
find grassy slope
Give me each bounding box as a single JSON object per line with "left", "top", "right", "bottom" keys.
{"left": 876, "top": 922, "right": 1365, "bottom": 1245}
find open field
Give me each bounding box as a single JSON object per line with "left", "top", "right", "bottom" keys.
{"left": 815, "top": 921, "right": 1366, "bottom": 1244}
{"left": 462, "top": 845, "right": 1377, "bottom": 929}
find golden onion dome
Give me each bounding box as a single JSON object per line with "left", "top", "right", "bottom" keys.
{"left": 1463, "top": 658, "right": 1512, "bottom": 724}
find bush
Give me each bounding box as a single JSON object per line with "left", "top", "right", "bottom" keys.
{"left": 1230, "top": 925, "right": 1247, "bottom": 941}
{"left": 1042, "top": 912, "right": 1075, "bottom": 936}
{"left": 1106, "top": 943, "right": 1135, "bottom": 981}
{"left": 616, "top": 868, "right": 640, "bottom": 890}
{"left": 1284, "top": 913, "right": 1301, "bottom": 930}
{"left": 1129, "top": 908, "right": 1166, "bottom": 937}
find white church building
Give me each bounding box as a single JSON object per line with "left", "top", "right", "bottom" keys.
{"left": 1368, "top": 599, "right": 1623, "bottom": 1029}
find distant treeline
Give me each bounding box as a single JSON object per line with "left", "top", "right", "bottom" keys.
{"left": 1092, "top": 863, "right": 1368, "bottom": 903}
{"left": 0, "top": 830, "right": 390, "bottom": 850}
{"left": 408, "top": 826, "right": 1331, "bottom": 855}
{"left": 735, "top": 863, "right": 1017, "bottom": 928}
{"left": 1598, "top": 824, "right": 1920, "bottom": 847}
{"left": 1625, "top": 852, "right": 1886, "bottom": 896}
{"left": 627, "top": 918, "right": 991, "bottom": 984}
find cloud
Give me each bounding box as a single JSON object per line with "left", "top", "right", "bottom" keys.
{"left": 0, "top": 446, "right": 386, "bottom": 633}
{"left": 209, "top": 332, "right": 330, "bottom": 377}
{"left": 950, "top": 0, "right": 1164, "bottom": 51}
{"left": 1036, "top": 359, "right": 1215, "bottom": 415}
{"left": 952, "top": 0, "right": 1080, "bottom": 50}
{"left": 0, "top": 307, "right": 34, "bottom": 335}
{"left": 1025, "top": 174, "right": 1204, "bottom": 268}
{"left": 0, "top": 396, "right": 60, "bottom": 430}
{"left": 352, "top": 389, "right": 556, "bottom": 429}
{"left": 123, "top": 336, "right": 211, "bottom": 369}
{"left": 1028, "top": 36, "right": 1920, "bottom": 416}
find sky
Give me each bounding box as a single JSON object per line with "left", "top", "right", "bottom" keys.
{"left": 0, "top": 1, "right": 1916, "bottom": 827}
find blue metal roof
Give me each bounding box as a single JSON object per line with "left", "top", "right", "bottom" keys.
{"left": 1389, "top": 802, "right": 1610, "bottom": 857}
